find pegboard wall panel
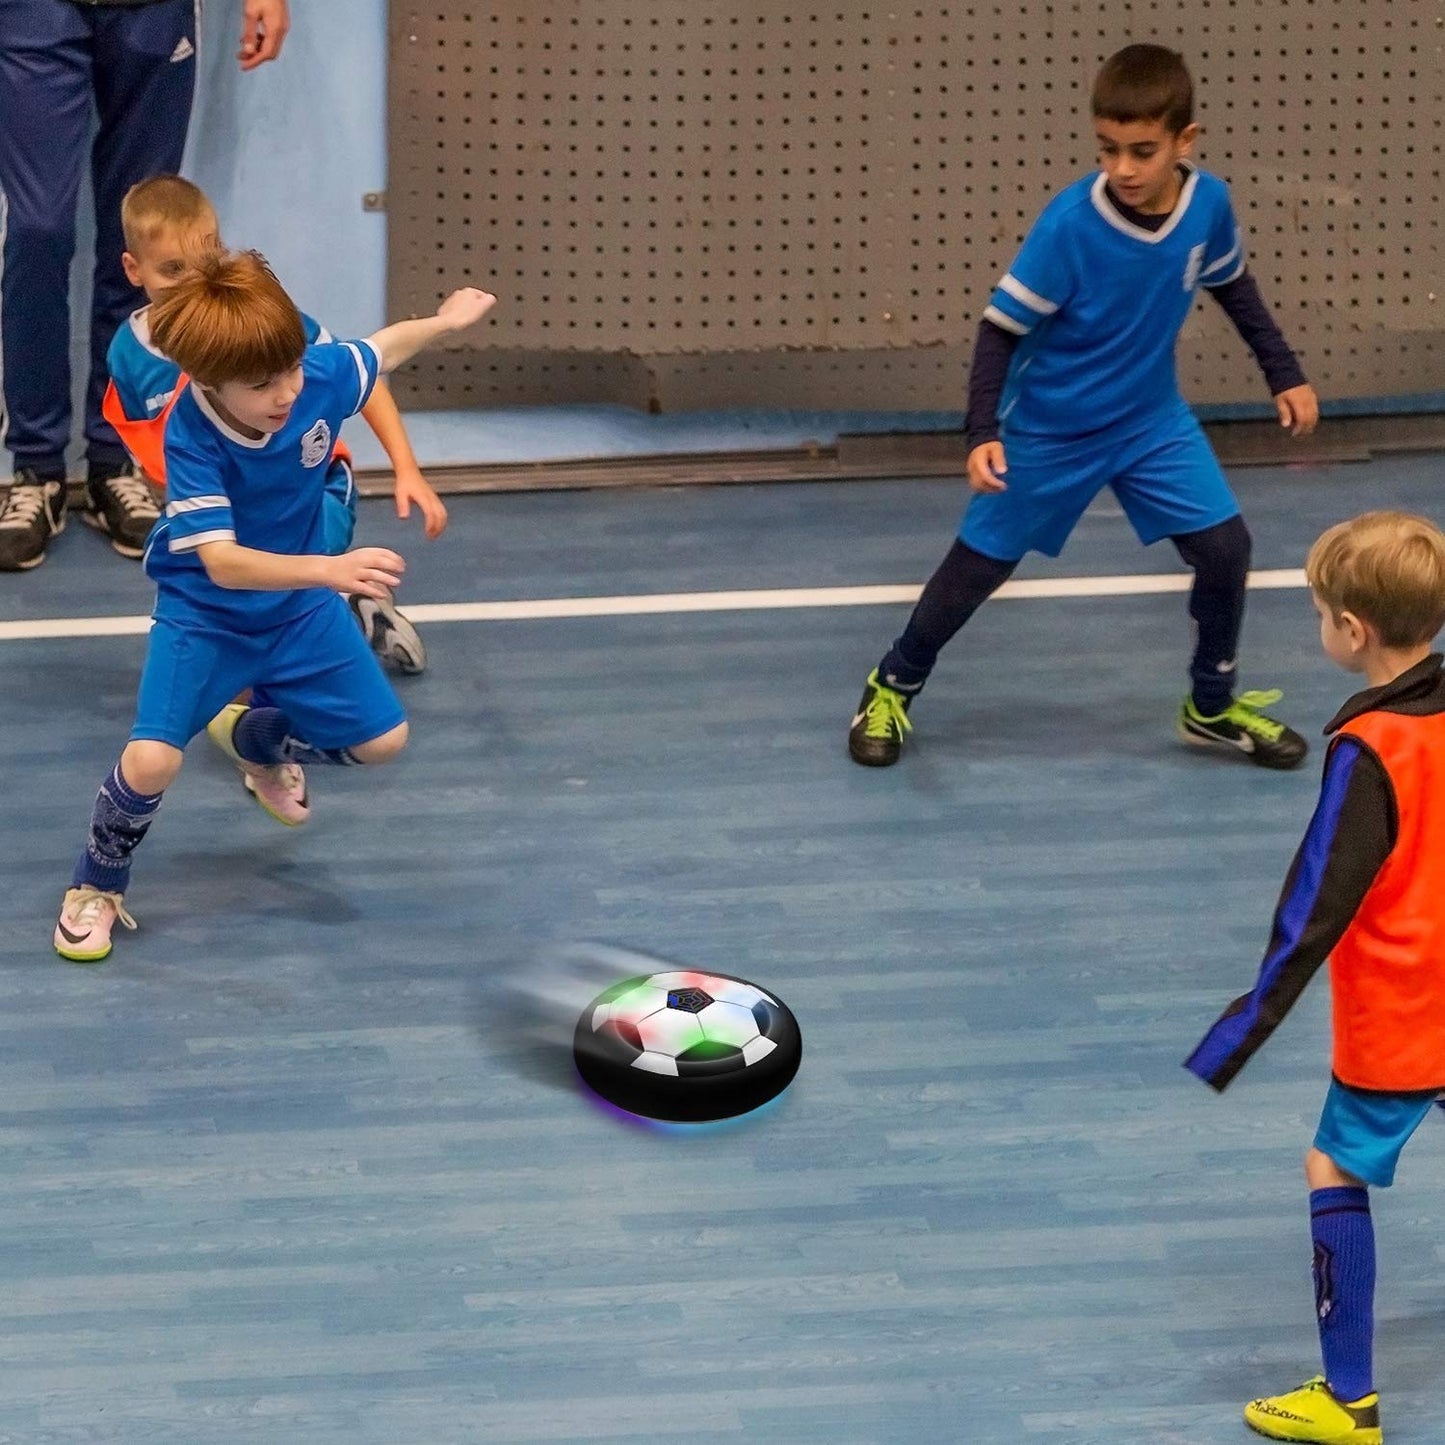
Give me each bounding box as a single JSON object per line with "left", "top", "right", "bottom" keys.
{"left": 388, "top": 1, "right": 1443, "bottom": 412}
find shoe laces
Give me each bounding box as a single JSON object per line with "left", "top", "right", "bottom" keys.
{"left": 97, "top": 471, "right": 160, "bottom": 518}
{"left": 1225, "top": 688, "right": 1287, "bottom": 741}
{"left": 864, "top": 682, "right": 913, "bottom": 740}
{"left": 66, "top": 886, "right": 138, "bottom": 933}
{"left": 253, "top": 761, "right": 304, "bottom": 794}
{"left": 0, "top": 483, "right": 51, "bottom": 531}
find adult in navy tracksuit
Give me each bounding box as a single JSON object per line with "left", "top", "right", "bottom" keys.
{"left": 0, "top": 0, "right": 289, "bottom": 571}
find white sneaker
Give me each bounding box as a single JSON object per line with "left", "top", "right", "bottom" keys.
{"left": 54, "top": 886, "right": 136, "bottom": 962}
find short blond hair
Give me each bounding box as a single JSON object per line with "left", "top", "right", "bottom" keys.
{"left": 1306, "top": 510, "right": 1445, "bottom": 648}
{"left": 148, "top": 249, "right": 305, "bottom": 388}
{"left": 120, "top": 174, "right": 218, "bottom": 255}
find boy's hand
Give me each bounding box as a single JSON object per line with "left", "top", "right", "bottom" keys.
{"left": 967, "top": 441, "right": 1008, "bottom": 493}
{"left": 238, "top": 0, "right": 289, "bottom": 70}
{"left": 1275, "top": 384, "right": 1319, "bottom": 437}
{"left": 438, "top": 288, "right": 498, "bottom": 331}
{"left": 395, "top": 468, "right": 449, "bottom": 540}
{"left": 326, "top": 547, "right": 404, "bottom": 600}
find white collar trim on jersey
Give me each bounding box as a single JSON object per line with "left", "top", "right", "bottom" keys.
{"left": 128, "top": 306, "right": 170, "bottom": 360}
{"left": 1090, "top": 162, "right": 1198, "bottom": 244}
{"left": 190, "top": 381, "right": 273, "bottom": 449}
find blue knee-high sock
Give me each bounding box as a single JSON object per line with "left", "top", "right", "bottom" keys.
{"left": 232, "top": 706, "right": 362, "bottom": 767}
{"left": 1311, "top": 1185, "right": 1376, "bottom": 1402}
{"left": 73, "top": 763, "right": 164, "bottom": 893}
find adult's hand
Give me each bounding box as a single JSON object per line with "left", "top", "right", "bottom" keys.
{"left": 238, "top": 0, "right": 290, "bottom": 71}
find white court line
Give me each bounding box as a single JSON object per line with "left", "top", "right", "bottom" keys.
{"left": 0, "top": 568, "right": 1309, "bottom": 642}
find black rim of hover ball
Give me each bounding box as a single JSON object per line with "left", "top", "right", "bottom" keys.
{"left": 573, "top": 971, "right": 802, "bottom": 1122}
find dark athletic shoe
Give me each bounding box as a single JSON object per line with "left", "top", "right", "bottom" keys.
{"left": 848, "top": 668, "right": 913, "bottom": 766}
{"left": 0, "top": 469, "right": 67, "bottom": 571}
{"left": 84, "top": 462, "right": 161, "bottom": 559}
{"left": 1178, "top": 689, "right": 1308, "bottom": 770}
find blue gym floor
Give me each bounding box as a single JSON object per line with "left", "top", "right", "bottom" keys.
{"left": 2, "top": 451, "right": 1444, "bottom": 1443}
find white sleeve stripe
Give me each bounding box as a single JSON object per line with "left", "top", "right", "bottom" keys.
{"left": 1200, "top": 237, "right": 1242, "bottom": 277}
{"left": 169, "top": 528, "right": 236, "bottom": 553}
{"left": 343, "top": 342, "right": 368, "bottom": 407}
{"left": 998, "top": 273, "right": 1059, "bottom": 316}
{"left": 165, "top": 495, "right": 230, "bottom": 516}
{"left": 983, "top": 305, "right": 1030, "bottom": 336}
{"left": 1202, "top": 257, "right": 1248, "bottom": 287}
{"left": 316, "top": 324, "right": 333, "bottom": 343}
{"left": 343, "top": 340, "right": 379, "bottom": 411}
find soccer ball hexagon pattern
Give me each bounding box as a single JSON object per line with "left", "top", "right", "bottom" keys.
{"left": 574, "top": 970, "right": 802, "bottom": 1121}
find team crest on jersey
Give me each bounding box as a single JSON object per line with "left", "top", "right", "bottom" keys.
{"left": 1183, "top": 242, "right": 1206, "bottom": 292}
{"left": 300, "top": 419, "right": 332, "bottom": 468}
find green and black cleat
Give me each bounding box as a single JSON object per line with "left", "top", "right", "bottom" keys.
{"left": 848, "top": 669, "right": 914, "bottom": 767}
{"left": 1178, "top": 689, "right": 1308, "bottom": 771}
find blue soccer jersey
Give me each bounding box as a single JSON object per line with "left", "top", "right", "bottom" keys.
{"left": 107, "top": 306, "right": 330, "bottom": 422}
{"left": 983, "top": 163, "right": 1245, "bottom": 439}
{"left": 144, "top": 338, "right": 380, "bottom": 627}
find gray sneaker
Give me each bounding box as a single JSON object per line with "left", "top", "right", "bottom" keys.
{"left": 348, "top": 586, "right": 428, "bottom": 674}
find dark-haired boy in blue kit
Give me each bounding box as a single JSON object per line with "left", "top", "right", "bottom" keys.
{"left": 848, "top": 43, "right": 1320, "bottom": 769}
{"left": 1189, "top": 510, "right": 1445, "bottom": 1445}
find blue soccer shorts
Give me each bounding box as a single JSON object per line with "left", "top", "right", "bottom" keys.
{"left": 131, "top": 592, "right": 405, "bottom": 751}
{"left": 960, "top": 401, "right": 1241, "bottom": 561}
{"left": 1313, "top": 1078, "right": 1442, "bottom": 1188}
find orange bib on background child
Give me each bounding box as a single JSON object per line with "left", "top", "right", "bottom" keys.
{"left": 103, "top": 376, "right": 352, "bottom": 490}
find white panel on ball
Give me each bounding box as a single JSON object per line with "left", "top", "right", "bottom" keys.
{"left": 741, "top": 1037, "right": 778, "bottom": 1067}
{"left": 696, "top": 1001, "right": 762, "bottom": 1050}
{"left": 635, "top": 1010, "right": 705, "bottom": 1057}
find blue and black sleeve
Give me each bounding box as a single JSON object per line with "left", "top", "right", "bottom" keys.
{"left": 1206, "top": 270, "right": 1309, "bottom": 397}
{"left": 1185, "top": 737, "right": 1395, "bottom": 1092}
{"left": 964, "top": 319, "right": 1020, "bottom": 451}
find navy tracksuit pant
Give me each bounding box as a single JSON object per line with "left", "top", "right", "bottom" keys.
{"left": 0, "top": 0, "right": 196, "bottom": 476}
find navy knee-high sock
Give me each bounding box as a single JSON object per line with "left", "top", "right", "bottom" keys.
{"left": 73, "top": 762, "right": 164, "bottom": 894}
{"left": 877, "top": 540, "right": 1019, "bottom": 692}
{"left": 1172, "top": 515, "right": 1251, "bottom": 715}
{"left": 232, "top": 706, "right": 362, "bottom": 767}
{"left": 1310, "top": 1185, "right": 1376, "bottom": 1402}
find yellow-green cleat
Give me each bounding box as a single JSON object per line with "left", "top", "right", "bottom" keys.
{"left": 1245, "top": 1376, "right": 1382, "bottom": 1444}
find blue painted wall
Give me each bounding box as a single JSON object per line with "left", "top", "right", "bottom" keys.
{"left": 182, "top": 0, "right": 389, "bottom": 337}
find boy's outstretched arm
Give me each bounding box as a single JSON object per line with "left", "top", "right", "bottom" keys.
{"left": 1184, "top": 737, "right": 1394, "bottom": 1091}
{"left": 367, "top": 288, "right": 496, "bottom": 376}
{"left": 196, "top": 539, "right": 403, "bottom": 599}
{"left": 360, "top": 380, "right": 449, "bottom": 539}
{"left": 1205, "top": 270, "right": 1320, "bottom": 436}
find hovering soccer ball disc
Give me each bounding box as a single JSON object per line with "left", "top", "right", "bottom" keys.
{"left": 574, "top": 969, "right": 802, "bottom": 1122}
